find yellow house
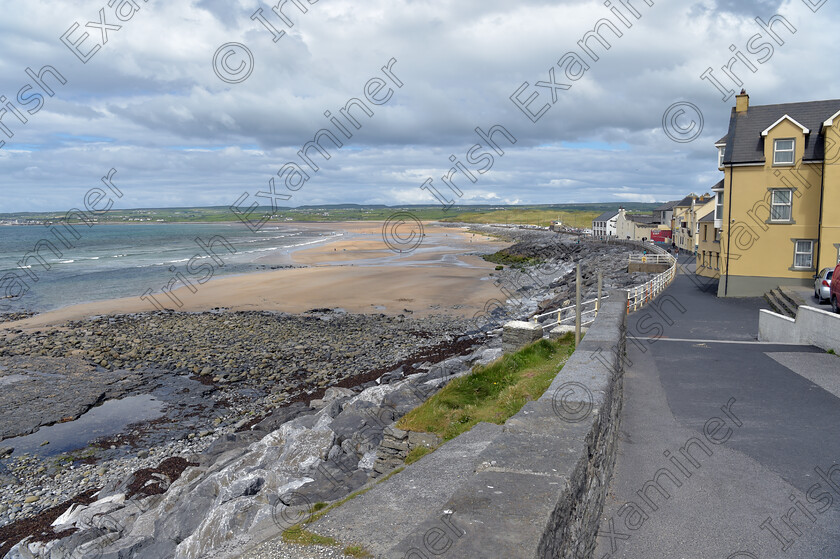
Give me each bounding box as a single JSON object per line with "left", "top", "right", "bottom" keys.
{"left": 673, "top": 193, "right": 714, "bottom": 253}
{"left": 714, "top": 92, "right": 840, "bottom": 296}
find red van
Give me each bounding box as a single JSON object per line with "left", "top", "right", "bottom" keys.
{"left": 831, "top": 263, "right": 840, "bottom": 312}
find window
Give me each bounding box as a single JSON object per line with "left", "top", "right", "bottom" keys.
{"left": 794, "top": 240, "right": 813, "bottom": 269}
{"left": 715, "top": 193, "right": 723, "bottom": 221}
{"left": 718, "top": 146, "right": 725, "bottom": 168}
{"left": 770, "top": 189, "right": 792, "bottom": 221}
{"left": 773, "top": 138, "right": 795, "bottom": 165}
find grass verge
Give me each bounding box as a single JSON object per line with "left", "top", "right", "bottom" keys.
{"left": 397, "top": 334, "right": 576, "bottom": 441}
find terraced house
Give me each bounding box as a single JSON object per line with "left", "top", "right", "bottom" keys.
{"left": 714, "top": 92, "right": 840, "bottom": 296}
{"left": 672, "top": 193, "right": 714, "bottom": 254}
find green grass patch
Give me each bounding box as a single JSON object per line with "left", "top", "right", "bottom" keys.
{"left": 405, "top": 445, "right": 434, "bottom": 465}
{"left": 482, "top": 250, "right": 540, "bottom": 268}
{"left": 343, "top": 544, "right": 374, "bottom": 557}
{"left": 440, "top": 208, "right": 601, "bottom": 228}
{"left": 281, "top": 528, "right": 339, "bottom": 546}
{"left": 397, "top": 334, "right": 576, "bottom": 441}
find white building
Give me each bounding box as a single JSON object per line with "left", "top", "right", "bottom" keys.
{"left": 591, "top": 210, "right": 619, "bottom": 238}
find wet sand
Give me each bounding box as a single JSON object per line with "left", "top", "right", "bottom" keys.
{"left": 4, "top": 222, "right": 508, "bottom": 330}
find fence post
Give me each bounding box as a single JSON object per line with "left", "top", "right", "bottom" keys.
{"left": 575, "top": 263, "right": 581, "bottom": 345}
{"left": 596, "top": 271, "right": 603, "bottom": 314}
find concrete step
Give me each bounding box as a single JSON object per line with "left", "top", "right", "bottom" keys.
{"left": 778, "top": 285, "right": 809, "bottom": 308}
{"left": 306, "top": 421, "right": 504, "bottom": 556}
{"left": 764, "top": 289, "right": 797, "bottom": 318}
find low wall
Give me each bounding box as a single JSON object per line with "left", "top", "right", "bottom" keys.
{"left": 386, "top": 291, "right": 628, "bottom": 558}
{"left": 628, "top": 262, "right": 669, "bottom": 273}
{"left": 759, "top": 306, "right": 840, "bottom": 352}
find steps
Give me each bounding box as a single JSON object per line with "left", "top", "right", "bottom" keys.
{"left": 764, "top": 287, "right": 799, "bottom": 318}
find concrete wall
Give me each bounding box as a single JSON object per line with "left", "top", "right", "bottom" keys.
{"left": 385, "top": 291, "right": 629, "bottom": 558}
{"left": 759, "top": 306, "right": 840, "bottom": 351}
{"left": 718, "top": 274, "right": 811, "bottom": 297}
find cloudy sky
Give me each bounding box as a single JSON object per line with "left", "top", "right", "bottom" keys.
{"left": 0, "top": 0, "right": 837, "bottom": 212}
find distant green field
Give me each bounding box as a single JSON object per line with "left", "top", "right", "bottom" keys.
{"left": 440, "top": 208, "right": 600, "bottom": 228}
{"left": 0, "top": 203, "right": 654, "bottom": 227}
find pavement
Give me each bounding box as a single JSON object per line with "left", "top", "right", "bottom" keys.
{"left": 596, "top": 255, "right": 840, "bottom": 558}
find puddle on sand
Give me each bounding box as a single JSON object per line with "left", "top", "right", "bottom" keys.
{"left": 5, "top": 394, "right": 165, "bottom": 458}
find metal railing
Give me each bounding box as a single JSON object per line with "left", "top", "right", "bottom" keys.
{"left": 628, "top": 253, "right": 672, "bottom": 265}
{"left": 530, "top": 243, "right": 678, "bottom": 334}
{"left": 625, "top": 252, "right": 677, "bottom": 312}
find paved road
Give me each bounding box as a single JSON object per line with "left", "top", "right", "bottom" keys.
{"left": 596, "top": 257, "right": 840, "bottom": 559}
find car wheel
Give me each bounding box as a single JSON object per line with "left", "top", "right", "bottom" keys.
{"left": 833, "top": 295, "right": 840, "bottom": 314}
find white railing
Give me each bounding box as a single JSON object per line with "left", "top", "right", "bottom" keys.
{"left": 628, "top": 253, "right": 672, "bottom": 265}
{"left": 531, "top": 245, "right": 678, "bottom": 332}
{"left": 625, "top": 252, "right": 677, "bottom": 313}
{"left": 532, "top": 294, "right": 610, "bottom": 329}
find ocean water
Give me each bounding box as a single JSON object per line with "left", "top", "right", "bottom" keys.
{"left": 0, "top": 222, "right": 337, "bottom": 313}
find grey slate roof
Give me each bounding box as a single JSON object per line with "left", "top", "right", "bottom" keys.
{"left": 722, "top": 98, "right": 840, "bottom": 164}
{"left": 699, "top": 210, "right": 715, "bottom": 222}
{"left": 627, "top": 214, "right": 656, "bottom": 224}
{"left": 653, "top": 200, "right": 679, "bottom": 211}
{"left": 675, "top": 195, "right": 695, "bottom": 208}
{"left": 592, "top": 210, "right": 619, "bottom": 223}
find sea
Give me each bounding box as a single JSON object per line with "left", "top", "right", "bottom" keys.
{"left": 0, "top": 222, "right": 338, "bottom": 313}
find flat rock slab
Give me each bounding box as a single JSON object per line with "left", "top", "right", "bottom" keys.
{"left": 0, "top": 355, "right": 162, "bottom": 440}
{"left": 307, "top": 422, "right": 503, "bottom": 555}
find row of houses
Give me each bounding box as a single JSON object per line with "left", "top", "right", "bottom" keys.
{"left": 591, "top": 206, "right": 673, "bottom": 243}
{"left": 593, "top": 92, "right": 840, "bottom": 297}
{"left": 698, "top": 91, "right": 840, "bottom": 297}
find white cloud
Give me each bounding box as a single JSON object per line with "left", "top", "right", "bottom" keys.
{"left": 0, "top": 0, "right": 837, "bottom": 211}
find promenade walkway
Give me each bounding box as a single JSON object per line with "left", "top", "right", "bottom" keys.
{"left": 596, "top": 256, "right": 840, "bottom": 558}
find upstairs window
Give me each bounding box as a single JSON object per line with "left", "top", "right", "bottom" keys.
{"left": 770, "top": 189, "right": 792, "bottom": 221}
{"left": 794, "top": 240, "right": 813, "bottom": 269}
{"left": 718, "top": 146, "right": 725, "bottom": 168}
{"left": 715, "top": 193, "right": 723, "bottom": 220}
{"left": 773, "top": 138, "right": 795, "bottom": 165}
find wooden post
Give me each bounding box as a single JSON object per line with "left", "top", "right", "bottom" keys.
{"left": 575, "top": 263, "right": 581, "bottom": 345}
{"left": 597, "top": 271, "right": 603, "bottom": 314}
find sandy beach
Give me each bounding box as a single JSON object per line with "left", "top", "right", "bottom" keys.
{"left": 5, "top": 222, "right": 509, "bottom": 330}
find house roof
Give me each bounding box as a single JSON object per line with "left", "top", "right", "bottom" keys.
{"left": 699, "top": 210, "right": 715, "bottom": 222}
{"left": 721, "top": 98, "right": 840, "bottom": 164}
{"left": 592, "top": 210, "right": 619, "bottom": 222}
{"left": 627, "top": 214, "right": 657, "bottom": 224}
{"left": 695, "top": 196, "right": 714, "bottom": 205}
{"left": 674, "top": 195, "right": 695, "bottom": 208}
{"left": 653, "top": 200, "right": 680, "bottom": 211}
{"left": 710, "top": 179, "right": 724, "bottom": 191}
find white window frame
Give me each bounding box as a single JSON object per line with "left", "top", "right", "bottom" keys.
{"left": 793, "top": 240, "right": 813, "bottom": 270}
{"left": 770, "top": 189, "right": 792, "bottom": 222}
{"left": 718, "top": 146, "right": 725, "bottom": 168}
{"left": 773, "top": 138, "right": 795, "bottom": 165}
{"left": 714, "top": 193, "right": 723, "bottom": 221}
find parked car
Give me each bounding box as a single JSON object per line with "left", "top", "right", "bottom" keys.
{"left": 815, "top": 267, "right": 833, "bottom": 303}
{"left": 831, "top": 264, "right": 840, "bottom": 313}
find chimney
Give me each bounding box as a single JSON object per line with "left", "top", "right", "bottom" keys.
{"left": 735, "top": 89, "right": 749, "bottom": 113}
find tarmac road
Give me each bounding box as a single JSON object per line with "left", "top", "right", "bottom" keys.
{"left": 596, "top": 257, "right": 840, "bottom": 559}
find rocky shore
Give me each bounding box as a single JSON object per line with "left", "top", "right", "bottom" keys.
{"left": 0, "top": 227, "right": 658, "bottom": 558}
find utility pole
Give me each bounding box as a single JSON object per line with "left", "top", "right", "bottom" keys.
{"left": 575, "top": 263, "right": 582, "bottom": 345}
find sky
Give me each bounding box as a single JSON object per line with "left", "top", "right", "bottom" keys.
{"left": 0, "top": 0, "right": 838, "bottom": 212}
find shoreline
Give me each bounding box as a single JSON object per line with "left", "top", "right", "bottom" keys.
{"left": 1, "top": 221, "right": 508, "bottom": 331}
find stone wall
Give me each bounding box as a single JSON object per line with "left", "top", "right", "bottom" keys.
{"left": 371, "top": 426, "right": 442, "bottom": 478}
{"left": 384, "top": 291, "right": 629, "bottom": 558}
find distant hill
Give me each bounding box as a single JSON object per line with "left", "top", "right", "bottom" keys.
{"left": 0, "top": 202, "right": 663, "bottom": 225}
